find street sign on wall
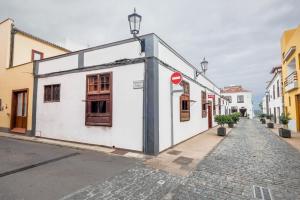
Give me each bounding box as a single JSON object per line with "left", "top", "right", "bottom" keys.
{"left": 170, "top": 71, "right": 182, "bottom": 85}
{"left": 208, "top": 94, "right": 215, "bottom": 99}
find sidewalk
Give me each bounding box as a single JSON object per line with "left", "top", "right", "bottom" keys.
{"left": 268, "top": 123, "right": 300, "bottom": 152}
{"left": 145, "top": 125, "right": 232, "bottom": 176}
{"left": 0, "top": 132, "right": 147, "bottom": 159}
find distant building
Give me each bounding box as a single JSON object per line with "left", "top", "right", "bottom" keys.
{"left": 281, "top": 25, "right": 300, "bottom": 132}
{"left": 262, "top": 96, "right": 267, "bottom": 114}
{"left": 221, "top": 85, "right": 254, "bottom": 119}
{"left": 264, "top": 66, "right": 283, "bottom": 124}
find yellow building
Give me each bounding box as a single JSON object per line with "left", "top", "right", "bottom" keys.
{"left": 0, "top": 18, "right": 69, "bottom": 135}
{"left": 281, "top": 25, "right": 300, "bottom": 132}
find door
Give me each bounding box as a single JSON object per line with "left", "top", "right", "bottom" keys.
{"left": 11, "top": 90, "right": 28, "bottom": 133}
{"left": 208, "top": 104, "right": 212, "bottom": 128}
{"left": 273, "top": 107, "right": 277, "bottom": 123}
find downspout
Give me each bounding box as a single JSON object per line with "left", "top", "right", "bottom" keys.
{"left": 9, "top": 25, "right": 16, "bottom": 67}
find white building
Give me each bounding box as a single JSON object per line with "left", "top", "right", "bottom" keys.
{"left": 33, "top": 33, "right": 228, "bottom": 155}
{"left": 262, "top": 96, "right": 267, "bottom": 114}
{"left": 221, "top": 85, "right": 254, "bottom": 119}
{"left": 264, "top": 66, "right": 283, "bottom": 123}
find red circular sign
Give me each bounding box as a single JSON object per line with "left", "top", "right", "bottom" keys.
{"left": 171, "top": 71, "right": 182, "bottom": 84}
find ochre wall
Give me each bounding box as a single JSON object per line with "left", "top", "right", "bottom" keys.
{"left": 0, "top": 19, "right": 13, "bottom": 68}
{"left": 13, "top": 33, "right": 68, "bottom": 66}
{"left": 281, "top": 25, "right": 300, "bottom": 131}
{"left": 0, "top": 62, "right": 33, "bottom": 130}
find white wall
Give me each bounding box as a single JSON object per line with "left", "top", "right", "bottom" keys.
{"left": 36, "top": 63, "right": 144, "bottom": 151}
{"left": 38, "top": 41, "right": 142, "bottom": 75}
{"left": 38, "top": 54, "right": 78, "bottom": 75}
{"left": 266, "top": 72, "right": 283, "bottom": 123}
{"left": 223, "top": 92, "right": 254, "bottom": 118}
{"left": 158, "top": 64, "right": 216, "bottom": 151}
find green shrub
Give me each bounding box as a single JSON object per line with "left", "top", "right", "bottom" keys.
{"left": 266, "top": 114, "right": 273, "bottom": 120}
{"left": 259, "top": 113, "right": 266, "bottom": 119}
{"left": 231, "top": 113, "right": 240, "bottom": 123}
{"left": 214, "top": 115, "right": 227, "bottom": 127}
{"left": 279, "top": 113, "right": 291, "bottom": 126}
{"left": 225, "top": 115, "right": 234, "bottom": 125}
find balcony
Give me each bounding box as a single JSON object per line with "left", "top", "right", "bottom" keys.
{"left": 284, "top": 71, "right": 298, "bottom": 92}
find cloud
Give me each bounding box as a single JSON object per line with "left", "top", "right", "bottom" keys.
{"left": 1, "top": 0, "right": 299, "bottom": 108}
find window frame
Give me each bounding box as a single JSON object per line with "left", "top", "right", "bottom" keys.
{"left": 201, "top": 91, "right": 207, "bottom": 118}
{"left": 31, "top": 49, "right": 44, "bottom": 61}
{"left": 237, "top": 95, "right": 244, "bottom": 103}
{"left": 180, "top": 81, "right": 190, "bottom": 122}
{"left": 44, "top": 84, "right": 60, "bottom": 103}
{"left": 85, "top": 72, "right": 113, "bottom": 127}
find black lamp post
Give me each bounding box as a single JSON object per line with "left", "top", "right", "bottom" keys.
{"left": 128, "top": 8, "right": 144, "bottom": 52}
{"left": 196, "top": 57, "right": 208, "bottom": 77}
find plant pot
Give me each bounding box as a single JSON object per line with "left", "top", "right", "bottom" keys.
{"left": 261, "top": 119, "right": 266, "bottom": 124}
{"left": 228, "top": 123, "right": 234, "bottom": 128}
{"left": 217, "top": 127, "right": 226, "bottom": 136}
{"left": 279, "top": 128, "right": 291, "bottom": 138}
{"left": 267, "top": 122, "right": 274, "bottom": 128}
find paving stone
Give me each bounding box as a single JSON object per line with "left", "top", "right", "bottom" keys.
{"left": 61, "top": 119, "right": 300, "bottom": 200}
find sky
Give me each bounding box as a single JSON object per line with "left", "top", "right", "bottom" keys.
{"left": 1, "top": 0, "right": 300, "bottom": 109}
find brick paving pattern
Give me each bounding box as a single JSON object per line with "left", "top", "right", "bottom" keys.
{"left": 61, "top": 119, "right": 300, "bottom": 200}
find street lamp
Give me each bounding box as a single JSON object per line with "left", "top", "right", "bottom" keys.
{"left": 128, "top": 8, "right": 144, "bottom": 52}
{"left": 196, "top": 57, "right": 208, "bottom": 77}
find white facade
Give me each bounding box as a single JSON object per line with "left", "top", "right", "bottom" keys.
{"left": 34, "top": 34, "right": 228, "bottom": 155}
{"left": 221, "top": 86, "right": 254, "bottom": 119}
{"left": 264, "top": 67, "right": 283, "bottom": 124}
{"left": 262, "top": 96, "right": 267, "bottom": 114}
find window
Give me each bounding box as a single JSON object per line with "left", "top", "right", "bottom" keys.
{"left": 44, "top": 84, "right": 60, "bottom": 102}
{"left": 0, "top": 98, "right": 2, "bottom": 111}
{"left": 213, "top": 97, "right": 216, "bottom": 115}
{"left": 32, "top": 50, "right": 44, "bottom": 61}
{"left": 237, "top": 95, "right": 244, "bottom": 103}
{"left": 218, "top": 98, "right": 221, "bottom": 115}
{"left": 201, "top": 91, "right": 207, "bottom": 118}
{"left": 225, "top": 96, "right": 232, "bottom": 103}
{"left": 180, "top": 81, "right": 190, "bottom": 122}
{"left": 277, "top": 80, "right": 280, "bottom": 98}
{"left": 86, "top": 72, "right": 112, "bottom": 126}
{"left": 273, "top": 85, "right": 275, "bottom": 99}
{"left": 289, "top": 96, "right": 291, "bottom": 106}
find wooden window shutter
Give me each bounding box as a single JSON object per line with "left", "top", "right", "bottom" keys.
{"left": 86, "top": 72, "right": 112, "bottom": 126}
{"left": 201, "top": 91, "right": 207, "bottom": 118}
{"left": 180, "top": 81, "right": 190, "bottom": 122}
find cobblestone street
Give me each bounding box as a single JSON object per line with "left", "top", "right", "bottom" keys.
{"left": 61, "top": 119, "right": 300, "bottom": 200}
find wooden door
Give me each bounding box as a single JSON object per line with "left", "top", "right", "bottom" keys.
{"left": 273, "top": 107, "right": 277, "bottom": 123}
{"left": 208, "top": 104, "right": 212, "bottom": 128}
{"left": 11, "top": 90, "right": 28, "bottom": 133}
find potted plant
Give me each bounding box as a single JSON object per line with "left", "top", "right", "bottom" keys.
{"left": 231, "top": 113, "right": 240, "bottom": 124}
{"left": 279, "top": 113, "right": 291, "bottom": 138}
{"left": 259, "top": 113, "right": 266, "bottom": 124}
{"left": 266, "top": 114, "right": 274, "bottom": 128}
{"left": 226, "top": 115, "right": 234, "bottom": 128}
{"left": 214, "top": 115, "right": 227, "bottom": 136}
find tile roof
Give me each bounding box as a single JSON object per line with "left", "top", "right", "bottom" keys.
{"left": 221, "top": 85, "right": 250, "bottom": 93}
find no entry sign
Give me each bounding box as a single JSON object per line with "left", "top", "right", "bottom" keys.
{"left": 171, "top": 71, "right": 182, "bottom": 84}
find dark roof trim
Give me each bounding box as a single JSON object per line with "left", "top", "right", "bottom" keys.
{"left": 13, "top": 28, "right": 70, "bottom": 52}
{"left": 152, "top": 33, "right": 221, "bottom": 90}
